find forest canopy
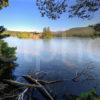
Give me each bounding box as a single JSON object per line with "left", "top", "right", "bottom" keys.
{"left": 0, "top": 0, "right": 100, "bottom": 19}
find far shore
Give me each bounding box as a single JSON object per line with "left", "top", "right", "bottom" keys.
{"left": 3, "top": 25, "right": 100, "bottom": 39}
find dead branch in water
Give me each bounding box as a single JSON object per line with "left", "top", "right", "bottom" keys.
{"left": 1, "top": 64, "right": 96, "bottom": 100}
{"left": 22, "top": 75, "right": 58, "bottom": 100}
{"left": 22, "top": 75, "right": 64, "bottom": 85}
{"left": 2, "top": 75, "right": 65, "bottom": 100}
{"left": 72, "top": 65, "right": 95, "bottom": 82}
{"left": 2, "top": 79, "right": 39, "bottom": 88}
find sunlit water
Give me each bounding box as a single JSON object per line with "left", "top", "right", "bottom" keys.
{"left": 4, "top": 37, "right": 100, "bottom": 99}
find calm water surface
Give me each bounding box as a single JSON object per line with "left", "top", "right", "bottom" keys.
{"left": 4, "top": 37, "right": 100, "bottom": 99}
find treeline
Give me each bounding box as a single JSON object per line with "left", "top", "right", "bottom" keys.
{"left": 42, "top": 27, "right": 53, "bottom": 38}
{"left": 89, "top": 23, "right": 100, "bottom": 36}
{"left": 3, "top": 31, "right": 41, "bottom": 39}
{"left": 3, "top": 28, "right": 54, "bottom": 39}
{"left": 3, "top": 23, "right": 100, "bottom": 39}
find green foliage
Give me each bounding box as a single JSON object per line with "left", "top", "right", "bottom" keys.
{"left": 0, "top": 40, "right": 16, "bottom": 58}
{"left": 77, "top": 89, "right": 100, "bottom": 100}
{"left": 42, "top": 27, "right": 53, "bottom": 39}
{"left": 0, "top": 0, "right": 8, "bottom": 10}
{"left": 16, "top": 32, "right": 40, "bottom": 39}
{"left": 0, "top": 40, "right": 16, "bottom": 79}
{"left": 3, "top": 31, "right": 41, "bottom": 39}
{"left": 0, "top": 61, "right": 16, "bottom": 79}
{"left": 16, "top": 32, "right": 31, "bottom": 38}
{"left": 0, "top": 26, "right": 16, "bottom": 59}
{"left": 0, "top": 26, "right": 16, "bottom": 80}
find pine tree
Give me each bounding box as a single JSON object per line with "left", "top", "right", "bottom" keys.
{"left": 0, "top": 26, "right": 16, "bottom": 80}
{"left": 42, "top": 27, "right": 53, "bottom": 38}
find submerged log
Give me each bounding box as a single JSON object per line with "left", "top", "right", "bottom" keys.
{"left": 23, "top": 75, "right": 54, "bottom": 100}
{"left": 1, "top": 64, "right": 95, "bottom": 100}
{"left": 2, "top": 75, "right": 58, "bottom": 100}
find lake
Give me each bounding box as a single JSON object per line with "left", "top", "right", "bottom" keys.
{"left": 4, "top": 37, "right": 100, "bottom": 99}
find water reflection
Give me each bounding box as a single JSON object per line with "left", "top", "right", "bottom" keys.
{"left": 4, "top": 37, "right": 100, "bottom": 76}
{"left": 4, "top": 37, "right": 100, "bottom": 96}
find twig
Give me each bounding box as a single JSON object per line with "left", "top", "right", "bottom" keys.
{"left": 18, "top": 88, "right": 28, "bottom": 100}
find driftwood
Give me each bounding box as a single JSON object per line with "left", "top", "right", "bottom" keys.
{"left": 1, "top": 65, "right": 95, "bottom": 100}
{"left": 2, "top": 75, "right": 65, "bottom": 100}
{"left": 23, "top": 75, "right": 64, "bottom": 85}
{"left": 22, "top": 75, "right": 63, "bottom": 100}
{"left": 18, "top": 88, "right": 29, "bottom": 100}
{"left": 2, "top": 79, "right": 39, "bottom": 88}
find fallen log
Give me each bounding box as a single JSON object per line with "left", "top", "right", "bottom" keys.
{"left": 23, "top": 75, "right": 54, "bottom": 100}
{"left": 2, "top": 80, "right": 39, "bottom": 88}
{"left": 2, "top": 78, "right": 55, "bottom": 100}
{"left": 22, "top": 75, "right": 64, "bottom": 85}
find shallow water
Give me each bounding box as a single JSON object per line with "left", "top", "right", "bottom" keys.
{"left": 4, "top": 37, "right": 100, "bottom": 99}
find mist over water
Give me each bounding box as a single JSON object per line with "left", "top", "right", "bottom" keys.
{"left": 4, "top": 37, "right": 100, "bottom": 97}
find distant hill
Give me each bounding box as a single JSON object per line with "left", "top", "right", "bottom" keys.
{"left": 54, "top": 26, "right": 100, "bottom": 37}
{"left": 65, "top": 27, "right": 95, "bottom": 37}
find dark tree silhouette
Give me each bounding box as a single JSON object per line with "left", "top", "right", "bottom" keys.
{"left": 94, "top": 23, "right": 100, "bottom": 31}
{"left": 36, "top": 0, "right": 100, "bottom": 19}
{"left": 0, "top": 26, "right": 16, "bottom": 80}
{"left": 36, "top": 0, "right": 68, "bottom": 19}
{"left": 0, "top": 0, "right": 8, "bottom": 9}
{"left": 0, "top": 26, "right": 6, "bottom": 33}
{"left": 0, "top": 0, "right": 100, "bottom": 19}
{"left": 0, "top": 26, "right": 9, "bottom": 39}
{"left": 69, "top": 0, "right": 100, "bottom": 19}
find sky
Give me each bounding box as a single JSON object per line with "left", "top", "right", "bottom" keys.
{"left": 0, "top": 0, "right": 100, "bottom": 32}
